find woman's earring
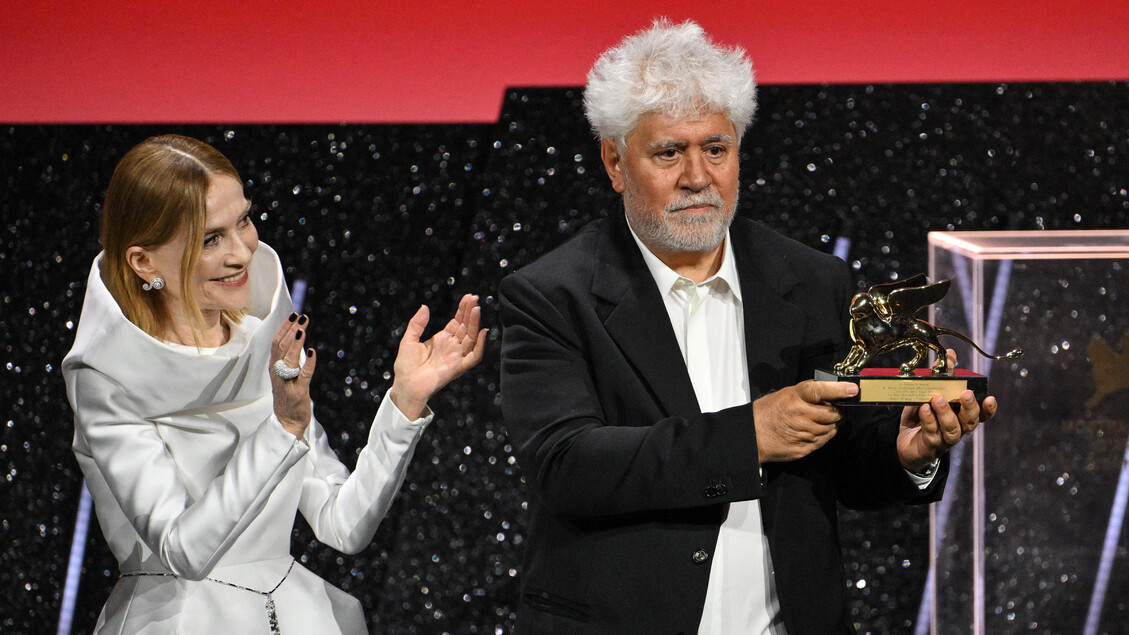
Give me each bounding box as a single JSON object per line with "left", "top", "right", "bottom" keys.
{"left": 142, "top": 277, "right": 165, "bottom": 291}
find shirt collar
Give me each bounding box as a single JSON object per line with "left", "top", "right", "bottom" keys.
{"left": 625, "top": 214, "right": 742, "bottom": 303}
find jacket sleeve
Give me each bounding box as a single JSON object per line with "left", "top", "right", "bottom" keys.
{"left": 70, "top": 367, "right": 310, "bottom": 580}
{"left": 499, "top": 271, "right": 763, "bottom": 519}
{"left": 297, "top": 394, "right": 429, "bottom": 554}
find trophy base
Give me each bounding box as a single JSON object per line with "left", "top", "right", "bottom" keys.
{"left": 814, "top": 368, "right": 987, "bottom": 406}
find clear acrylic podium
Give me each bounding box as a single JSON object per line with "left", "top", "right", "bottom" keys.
{"left": 926, "top": 230, "right": 1129, "bottom": 635}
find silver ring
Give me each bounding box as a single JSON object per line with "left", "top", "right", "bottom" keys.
{"left": 272, "top": 359, "right": 301, "bottom": 380}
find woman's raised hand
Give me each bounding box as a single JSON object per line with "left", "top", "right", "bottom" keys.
{"left": 389, "top": 294, "right": 487, "bottom": 420}
{"left": 271, "top": 312, "right": 317, "bottom": 439}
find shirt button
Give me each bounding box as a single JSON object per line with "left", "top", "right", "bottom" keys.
{"left": 692, "top": 549, "right": 709, "bottom": 564}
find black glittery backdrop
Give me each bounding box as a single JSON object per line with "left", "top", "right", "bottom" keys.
{"left": 2, "top": 82, "right": 1127, "bottom": 634}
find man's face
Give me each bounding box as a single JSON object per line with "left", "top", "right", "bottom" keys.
{"left": 601, "top": 111, "right": 739, "bottom": 256}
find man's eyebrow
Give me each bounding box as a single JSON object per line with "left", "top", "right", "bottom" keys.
{"left": 646, "top": 140, "right": 687, "bottom": 151}
{"left": 703, "top": 134, "right": 735, "bottom": 145}
{"left": 645, "top": 135, "right": 735, "bottom": 151}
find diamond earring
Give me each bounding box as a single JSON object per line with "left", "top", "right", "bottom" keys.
{"left": 142, "top": 277, "right": 165, "bottom": 291}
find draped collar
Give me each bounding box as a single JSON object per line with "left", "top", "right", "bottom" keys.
{"left": 62, "top": 243, "right": 293, "bottom": 417}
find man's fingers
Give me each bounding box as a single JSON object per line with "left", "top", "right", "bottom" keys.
{"left": 929, "top": 395, "right": 964, "bottom": 446}
{"left": 978, "top": 396, "right": 998, "bottom": 423}
{"left": 956, "top": 391, "right": 979, "bottom": 432}
{"left": 808, "top": 403, "right": 843, "bottom": 426}
{"left": 800, "top": 380, "right": 859, "bottom": 404}
{"left": 787, "top": 384, "right": 844, "bottom": 426}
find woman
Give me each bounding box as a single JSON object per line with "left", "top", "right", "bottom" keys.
{"left": 62, "top": 134, "right": 486, "bottom": 634}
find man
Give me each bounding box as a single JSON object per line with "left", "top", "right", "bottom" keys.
{"left": 499, "top": 19, "right": 995, "bottom": 634}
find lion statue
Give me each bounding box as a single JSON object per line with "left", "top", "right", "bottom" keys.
{"left": 833, "top": 274, "right": 1023, "bottom": 376}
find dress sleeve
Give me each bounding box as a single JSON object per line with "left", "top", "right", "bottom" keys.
{"left": 70, "top": 367, "right": 310, "bottom": 580}
{"left": 297, "top": 393, "right": 430, "bottom": 554}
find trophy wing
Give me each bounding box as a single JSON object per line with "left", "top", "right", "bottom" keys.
{"left": 867, "top": 273, "right": 930, "bottom": 304}
{"left": 886, "top": 279, "right": 951, "bottom": 318}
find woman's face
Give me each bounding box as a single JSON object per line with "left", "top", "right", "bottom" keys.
{"left": 146, "top": 175, "right": 259, "bottom": 330}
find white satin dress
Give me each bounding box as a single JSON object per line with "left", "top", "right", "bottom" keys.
{"left": 63, "top": 243, "right": 429, "bottom": 634}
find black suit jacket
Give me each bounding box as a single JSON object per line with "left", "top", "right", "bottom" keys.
{"left": 499, "top": 213, "right": 945, "bottom": 634}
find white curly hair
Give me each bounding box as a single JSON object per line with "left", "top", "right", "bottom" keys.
{"left": 583, "top": 19, "right": 757, "bottom": 145}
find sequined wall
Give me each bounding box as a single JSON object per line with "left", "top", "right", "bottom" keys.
{"left": 3, "top": 82, "right": 1127, "bottom": 634}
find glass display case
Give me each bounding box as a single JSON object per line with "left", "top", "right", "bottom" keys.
{"left": 926, "top": 230, "right": 1129, "bottom": 635}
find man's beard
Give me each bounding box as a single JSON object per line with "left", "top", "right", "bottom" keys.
{"left": 624, "top": 186, "right": 737, "bottom": 255}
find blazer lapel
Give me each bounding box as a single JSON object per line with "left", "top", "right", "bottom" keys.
{"left": 591, "top": 213, "right": 702, "bottom": 420}
{"left": 730, "top": 218, "right": 808, "bottom": 395}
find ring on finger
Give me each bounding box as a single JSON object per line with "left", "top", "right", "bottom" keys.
{"left": 273, "top": 359, "right": 301, "bottom": 380}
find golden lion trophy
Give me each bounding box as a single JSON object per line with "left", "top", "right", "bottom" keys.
{"left": 816, "top": 274, "right": 1023, "bottom": 405}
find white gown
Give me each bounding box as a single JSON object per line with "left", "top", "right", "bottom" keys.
{"left": 62, "top": 243, "right": 429, "bottom": 634}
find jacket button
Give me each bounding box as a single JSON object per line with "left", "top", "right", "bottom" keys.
{"left": 704, "top": 482, "right": 728, "bottom": 498}
{"left": 692, "top": 549, "right": 709, "bottom": 564}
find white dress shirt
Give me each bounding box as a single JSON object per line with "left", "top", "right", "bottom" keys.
{"left": 627, "top": 224, "right": 787, "bottom": 635}
{"left": 627, "top": 222, "right": 937, "bottom": 634}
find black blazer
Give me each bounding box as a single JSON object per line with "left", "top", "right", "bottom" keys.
{"left": 499, "top": 212, "right": 945, "bottom": 634}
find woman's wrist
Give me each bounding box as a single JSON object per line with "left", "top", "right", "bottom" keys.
{"left": 388, "top": 382, "right": 428, "bottom": 421}
{"left": 276, "top": 414, "right": 308, "bottom": 439}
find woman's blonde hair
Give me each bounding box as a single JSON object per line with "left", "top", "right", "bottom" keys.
{"left": 100, "top": 134, "right": 243, "bottom": 340}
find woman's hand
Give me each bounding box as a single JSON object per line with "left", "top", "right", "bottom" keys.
{"left": 389, "top": 294, "right": 487, "bottom": 420}
{"left": 271, "top": 312, "right": 317, "bottom": 439}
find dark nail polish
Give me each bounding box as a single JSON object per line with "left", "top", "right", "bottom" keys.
{"left": 297, "top": 315, "right": 308, "bottom": 325}
{"left": 307, "top": 348, "right": 314, "bottom": 356}
{"left": 288, "top": 312, "right": 298, "bottom": 322}
{"left": 295, "top": 330, "right": 302, "bottom": 340}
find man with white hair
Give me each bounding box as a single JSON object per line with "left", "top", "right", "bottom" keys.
{"left": 499, "top": 19, "right": 995, "bottom": 634}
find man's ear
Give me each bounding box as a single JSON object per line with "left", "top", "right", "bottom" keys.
{"left": 600, "top": 137, "right": 626, "bottom": 193}
{"left": 125, "top": 246, "right": 158, "bottom": 283}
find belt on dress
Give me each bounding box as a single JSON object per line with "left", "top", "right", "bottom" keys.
{"left": 120, "top": 558, "right": 296, "bottom": 635}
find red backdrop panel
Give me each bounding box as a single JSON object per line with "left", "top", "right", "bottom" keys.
{"left": 3, "top": 0, "right": 1127, "bottom": 123}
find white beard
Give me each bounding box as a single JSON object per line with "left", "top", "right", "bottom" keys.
{"left": 623, "top": 184, "right": 737, "bottom": 254}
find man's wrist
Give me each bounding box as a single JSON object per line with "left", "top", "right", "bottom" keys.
{"left": 908, "top": 457, "right": 940, "bottom": 478}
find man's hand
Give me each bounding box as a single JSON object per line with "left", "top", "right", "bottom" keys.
{"left": 897, "top": 349, "right": 999, "bottom": 473}
{"left": 753, "top": 380, "right": 858, "bottom": 463}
